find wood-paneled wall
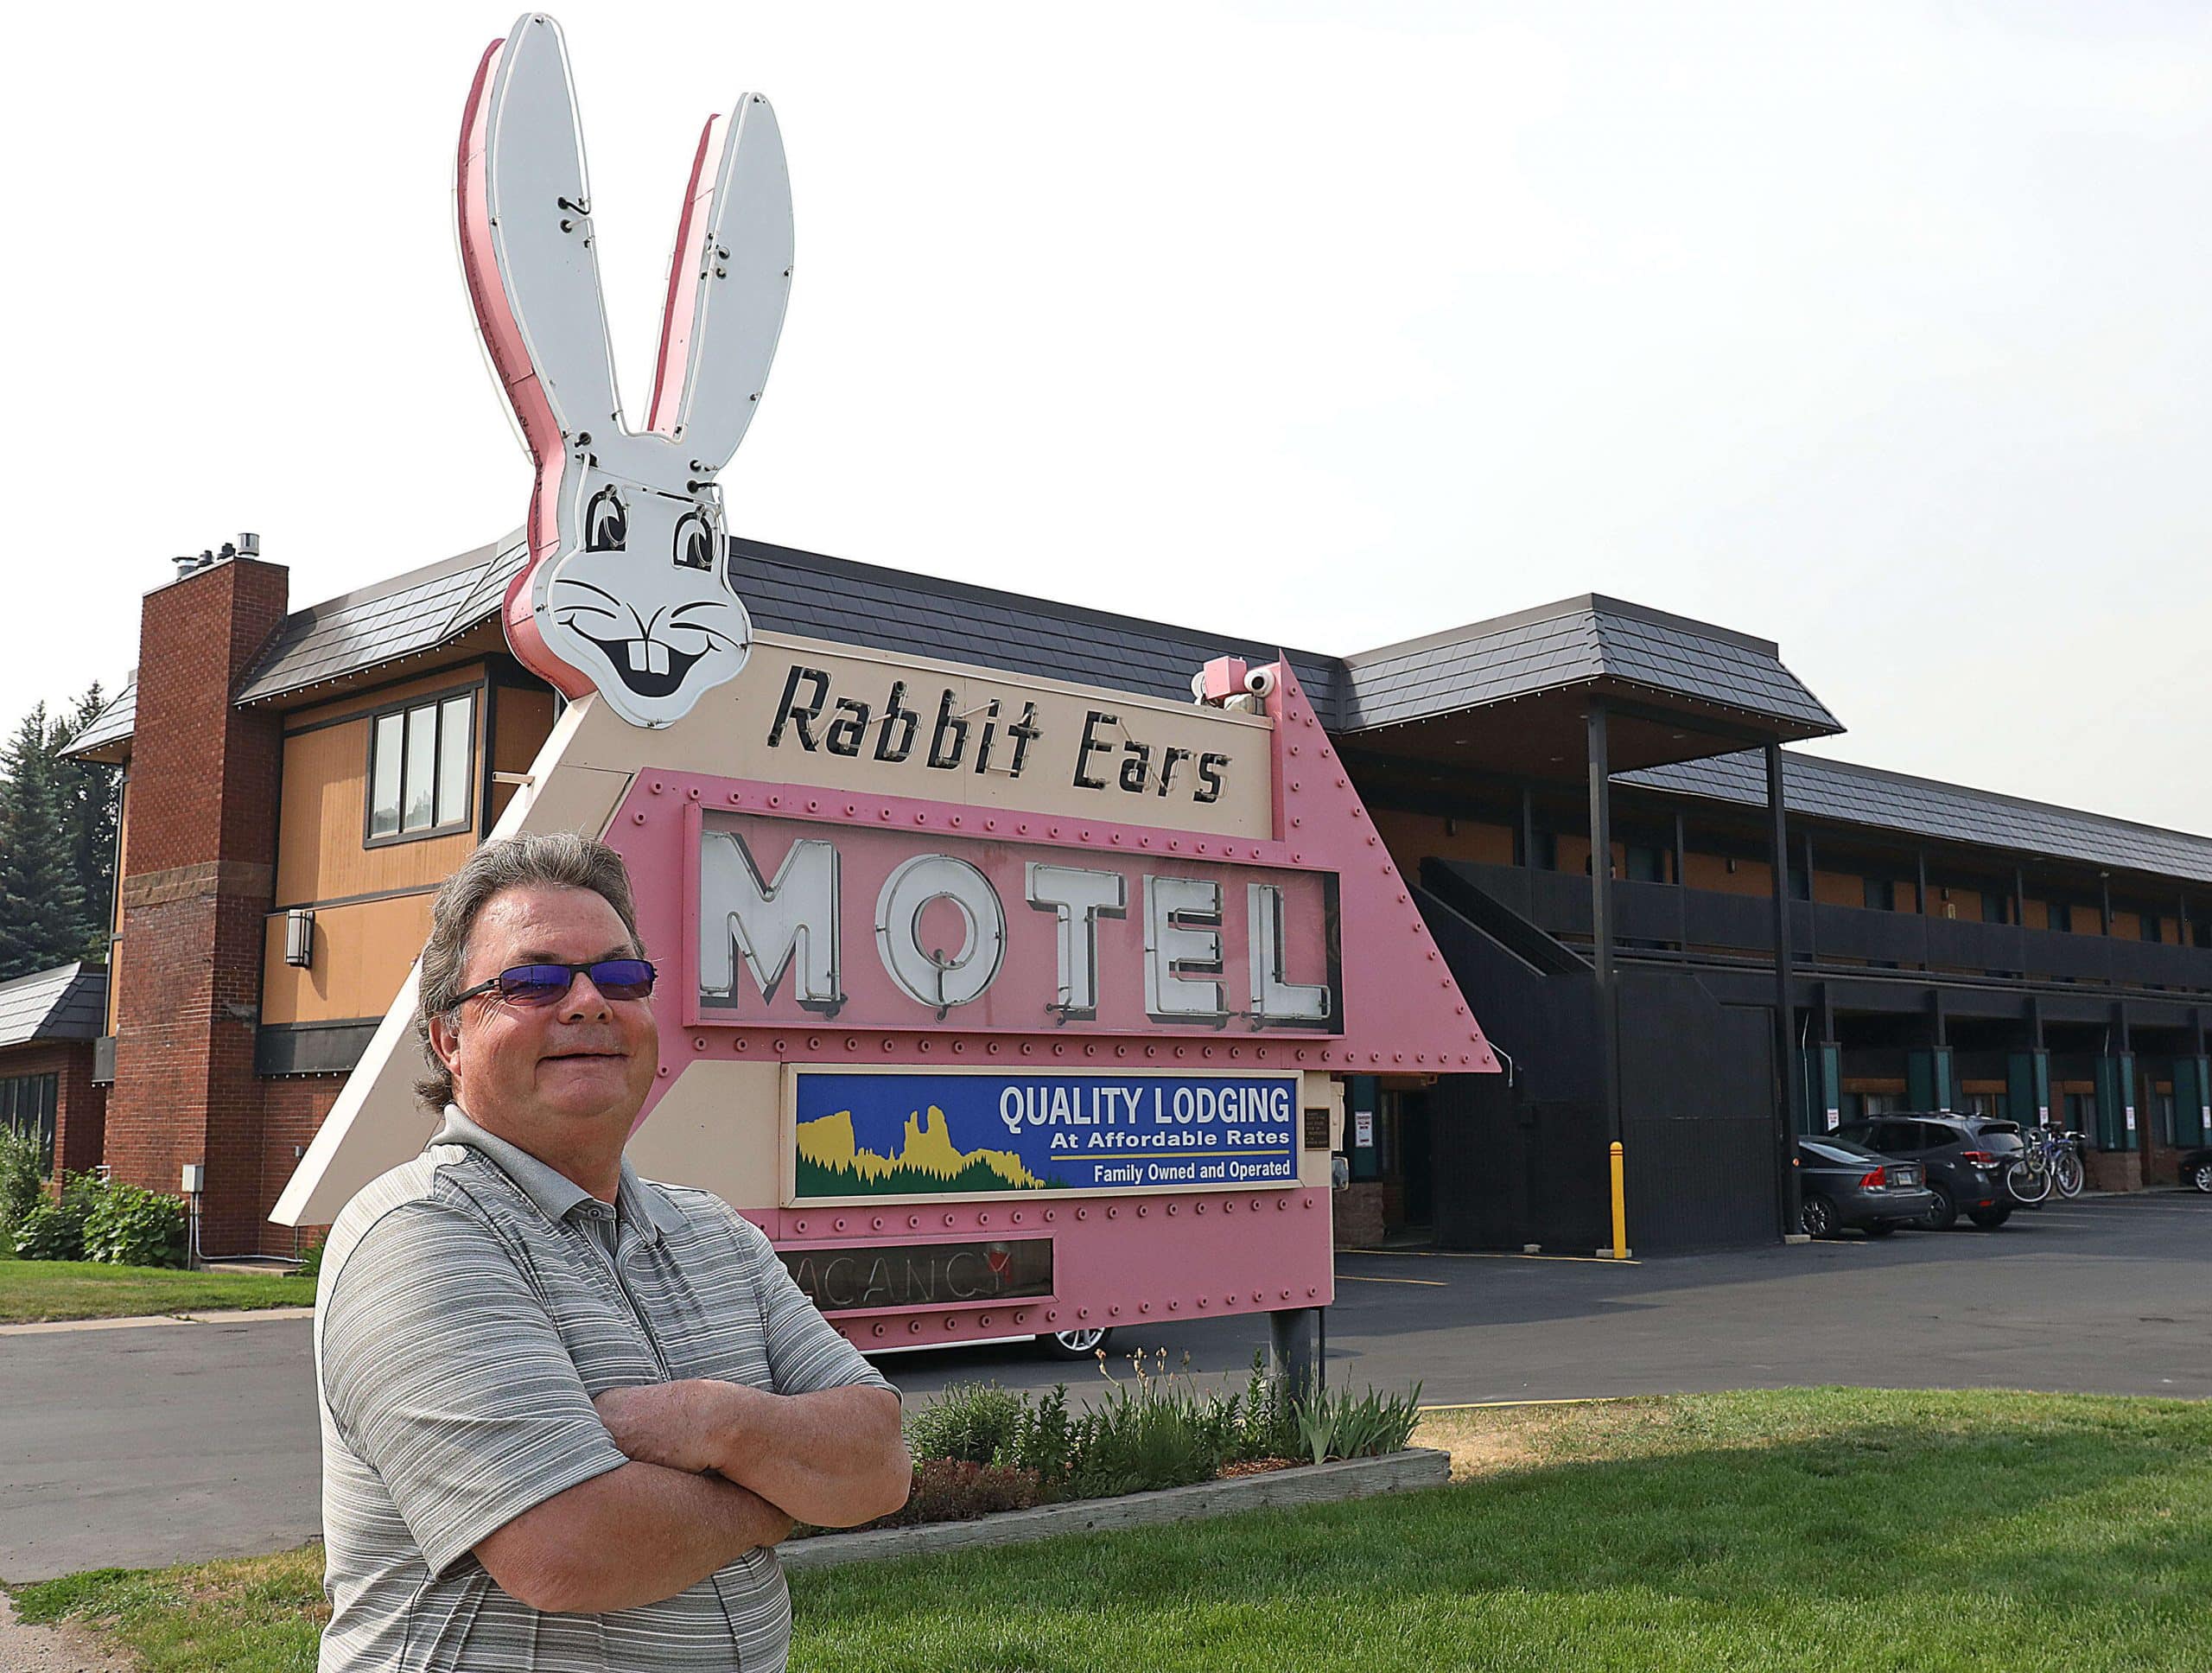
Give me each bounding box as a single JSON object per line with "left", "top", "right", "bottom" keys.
{"left": 489, "top": 687, "right": 558, "bottom": 827}
{"left": 274, "top": 667, "right": 486, "bottom": 908}
{"left": 1371, "top": 807, "right": 1514, "bottom": 873}
{"left": 262, "top": 893, "right": 437, "bottom": 1025}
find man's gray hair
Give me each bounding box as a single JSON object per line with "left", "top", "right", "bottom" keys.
{"left": 414, "top": 831, "right": 645, "bottom": 1111}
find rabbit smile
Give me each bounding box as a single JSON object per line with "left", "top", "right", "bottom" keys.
{"left": 458, "top": 14, "right": 791, "bottom": 730}
{"left": 533, "top": 448, "right": 753, "bottom": 708}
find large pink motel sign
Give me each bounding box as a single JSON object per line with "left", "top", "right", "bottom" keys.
{"left": 273, "top": 15, "right": 1497, "bottom": 1349}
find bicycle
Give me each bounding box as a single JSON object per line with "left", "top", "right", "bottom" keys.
{"left": 2005, "top": 1143, "right": 2050, "bottom": 1205}
{"left": 2050, "top": 1129, "right": 2087, "bottom": 1198}
{"left": 2008, "top": 1126, "right": 2085, "bottom": 1205}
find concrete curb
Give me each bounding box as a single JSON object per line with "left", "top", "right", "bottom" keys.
{"left": 0, "top": 1306, "right": 315, "bottom": 1338}
{"left": 779, "top": 1446, "right": 1451, "bottom": 1571}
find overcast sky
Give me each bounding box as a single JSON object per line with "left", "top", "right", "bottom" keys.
{"left": 9, "top": 3, "right": 2210, "bottom": 830}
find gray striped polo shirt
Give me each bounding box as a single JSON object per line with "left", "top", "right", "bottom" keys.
{"left": 315, "top": 1106, "right": 894, "bottom": 1672}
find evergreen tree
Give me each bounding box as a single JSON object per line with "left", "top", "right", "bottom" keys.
{"left": 54, "top": 684, "right": 119, "bottom": 963}
{"left": 0, "top": 704, "right": 89, "bottom": 980}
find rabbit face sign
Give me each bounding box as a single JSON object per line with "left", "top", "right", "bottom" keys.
{"left": 458, "top": 13, "right": 791, "bottom": 728}
{"left": 528, "top": 444, "right": 748, "bottom": 709}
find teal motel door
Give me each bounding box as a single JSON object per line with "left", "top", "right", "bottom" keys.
{"left": 2093, "top": 1056, "right": 2138, "bottom": 1152}
{"left": 2175, "top": 1058, "right": 2212, "bottom": 1149}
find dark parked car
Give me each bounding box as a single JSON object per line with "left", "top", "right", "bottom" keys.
{"left": 1833, "top": 1113, "right": 2023, "bottom": 1230}
{"left": 2177, "top": 1148, "right": 2212, "bottom": 1193}
{"left": 1796, "top": 1136, "right": 1938, "bottom": 1238}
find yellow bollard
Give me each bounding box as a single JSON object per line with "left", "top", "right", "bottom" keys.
{"left": 1608, "top": 1141, "right": 1629, "bottom": 1260}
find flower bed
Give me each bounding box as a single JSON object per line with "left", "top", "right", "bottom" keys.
{"left": 801, "top": 1350, "right": 1425, "bottom": 1542}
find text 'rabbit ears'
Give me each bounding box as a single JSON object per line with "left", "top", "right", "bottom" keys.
{"left": 462, "top": 12, "right": 793, "bottom": 467}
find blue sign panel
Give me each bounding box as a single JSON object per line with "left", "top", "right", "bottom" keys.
{"left": 791, "top": 1070, "right": 1300, "bottom": 1199}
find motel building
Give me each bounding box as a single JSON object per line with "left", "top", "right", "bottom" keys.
{"left": 22, "top": 531, "right": 2212, "bottom": 1260}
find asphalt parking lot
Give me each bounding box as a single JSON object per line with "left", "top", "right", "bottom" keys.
{"left": 887, "top": 1190, "right": 2212, "bottom": 1407}
{"left": 4, "top": 1193, "right": 2209, "bottom": 1581}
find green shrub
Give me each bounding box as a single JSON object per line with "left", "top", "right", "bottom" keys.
{"left": 13, "top": 1200, "right": 79, "bottom": 1260}
{"left": 880, "top": 1352, "right": 1422, "bottom": 1530}
{"left": 81, "top": 1182, "right": 187, "bottom": 1268}
{"left": 906, "top": 1382, "right": 1028, "bottom": 1466}
{"left": 1292, "top": 1380, "right": 1424, "bottom": 1464}
{"left": 1004, "top": 1383, "right": 1076, "bottom": 1492}
{"left": 0, "top": 1125, "right": 45, "bottom": 1242}
{"left": 296, "top": 1230, "right": 328, "bottom": 1281}
{"left": 1060, "top": 1348, "right": 1238, "bottom": 1498}
{"left": 12, "top": 1172, "right": 103, "bottom": 1261}
{"left": 1066, "top": 1394, "right": 1224, "bottom": 1498}
{"left": 1239, "top": 1349, "right": 1304, "bottom": 1461}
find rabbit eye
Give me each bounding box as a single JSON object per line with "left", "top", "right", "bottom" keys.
{"left": 586, "top": 487, "right": 627, "bottom": 552}
{"left": 674, "top": 508, "right": 718, "bottom": 573}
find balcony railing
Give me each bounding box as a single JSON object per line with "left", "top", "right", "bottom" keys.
{"left": 1447, "top": 862, "right": 2212, "bottom": 995}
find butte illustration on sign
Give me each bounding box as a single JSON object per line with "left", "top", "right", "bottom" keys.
{"left": 458, "top": 11, "right": 790, "bottom": 729}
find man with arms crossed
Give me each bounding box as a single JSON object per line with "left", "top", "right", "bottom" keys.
{"left": 315, "top": 832, "right": 908, "bottom": 1671}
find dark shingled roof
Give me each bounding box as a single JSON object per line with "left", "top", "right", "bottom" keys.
{"left": 1622, "top": 751, "right": 2212, "bottom": 887}
{"left": 66, "top": 531, "right": 2212, "bottom": 891}
{"left": 60, "top": 679, "right": 135, "bottom": 762}
{"left": 234, "top": 537, "right": 529, "bottom": 706}
{"left": 226, "top": 533, "right": 1341, "bottom": 715}
{"left": 0, "top": 963, "right": 106, "bottom": 1050}
{"left": 726, "top": 538, "right": 1342, "bottom": 714}
{"left": 1340, "top": 595, "right": 1841, "bottom": 738}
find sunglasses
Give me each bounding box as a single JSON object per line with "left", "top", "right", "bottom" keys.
{"left": 449, "top": 957, "right": 658, "bottom": 1009}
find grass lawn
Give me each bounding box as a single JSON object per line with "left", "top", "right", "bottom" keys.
{"left": 0, "top": 1249, "right": 313, "bottom": 1324}
{"left": 16, "top": 1387, "right": 2212, "bottom": 1670}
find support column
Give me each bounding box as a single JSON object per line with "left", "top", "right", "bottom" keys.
{"left": 1803, "top": 1040, "right": 1840, "bottom": 1135}
{"left": 1268, "top": 1307, "right": 1320, "bottom": 1395}
{"left": 2085, "top": 1004, "right": 2142, "bottom": 1192}
{"left": 2115, "top": 1004, "right": 2137, "bottom": 1149}
{"left": 1766, "top": 746, "right": 1802, "bottom": 1232}
{"left": 1588, "top": 706, "right": 1621, "bottom": 1151}
{"left": 2190, "top": 1012, "right": 2211, "bottom": 1148}
{"left": 1674, "top": 811, "right": 1689, "bottom": 953}
{"left": 1907, "top": 995, "right": 1955, "bottom": 1112}
{"left": 2022, "top": 997, "right": 2050, "bottom": 1129}
{"left": 1802, "top": 830, "right": 1818, "bottom": 964}
{"left": 2006, "top": 1052, "right": 2049, "bottom": 1131}
{"left": 1916, "top": 850, "right": 1931, "bottom": 970}
{"left": 1811, "top": 983, "right": 1841, "bottom": 1135}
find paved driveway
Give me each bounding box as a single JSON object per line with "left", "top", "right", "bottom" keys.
{"left": 886, "top": 1192, "right": 2212, "bottom": 1406}
{"left": 4, "top": 1194, "right": 2209, "bottom": 1581}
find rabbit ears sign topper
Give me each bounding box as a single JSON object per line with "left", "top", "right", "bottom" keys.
{"left": 458, "top": 13, "right": 789, "bottom": 729}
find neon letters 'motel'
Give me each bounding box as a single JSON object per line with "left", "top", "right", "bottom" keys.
{"left": 699, "top": 827, "right": 1334, "bottom": 1027}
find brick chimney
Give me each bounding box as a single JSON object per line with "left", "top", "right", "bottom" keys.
{"left": 107, "top": 555, "right": 289, "bottom": 1254}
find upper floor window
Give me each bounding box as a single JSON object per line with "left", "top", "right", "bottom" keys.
{"left": 368, "top": 691, "right": 475, "bottom": 842}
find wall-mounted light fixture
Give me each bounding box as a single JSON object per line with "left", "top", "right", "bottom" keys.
{"left": 284, "top": 907, "right": 315, "bottom": 970}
